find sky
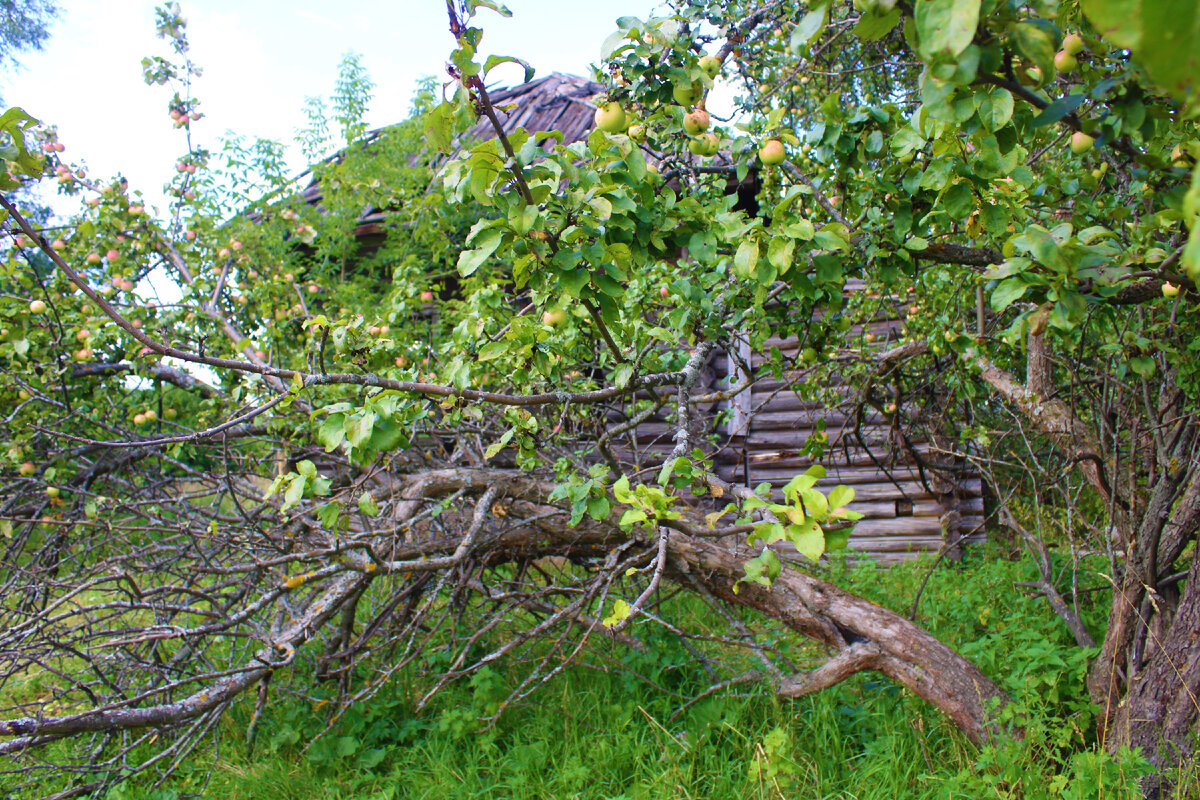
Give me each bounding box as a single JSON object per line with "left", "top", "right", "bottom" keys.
{"left": 1, "top": 0, "right": 664, "bottom": 217}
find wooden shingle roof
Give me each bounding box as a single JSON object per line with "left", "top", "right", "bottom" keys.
{"left": 465, "top": 72, "right": 605, "bottom": 145}
{"left": 296, "top": 72, "right": 604, "bottom": 234}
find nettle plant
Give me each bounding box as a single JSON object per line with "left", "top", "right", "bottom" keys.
{"left": 0, "top": 0, "right": 1199, "bottom": 794}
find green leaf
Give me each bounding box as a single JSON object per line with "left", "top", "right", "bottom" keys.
{"left": 779, "top": 217, "right": 815, "bottom": 240}
{"left": 483, "top": 54, "right": 533, "bottom": 82}
{"left": 466, "top": 0, "right": 512, "bottom": 17}
{"left": 357, "top": 492, "right": 380, "bottom": 517}
{"left": 457, "top": 228, "right": 503, "bottom": 276}
{"left": 991, "top": 277, "right": 1028, "bottom": 311}
{"left": 484, "top": 428, "right": 515, "bottom": 460}
{"left": 978, "top": 88, "right": 1014, "bottom": 131}
{"left": 423, "top": 103, "right": 454, "bottom": 153}
{"left": 318, "top": 413, "right": 346, "bottom": 453}
{"left": 828, "top": 485, "right": 855, "bottom": 509}
{"left": 344, "top": 411, "right": 378, "bottom": 448}
{"left": 587, "top": 495, "right": 611, "bottom": 521}
{"left": 602, "top": 599, "right": 632, "bottom": 627}
{"left": 1137, "top": 1, "right": 1200, "bottom": 109}
{"left": 1080, "top": 0, "right": 1142, "bottom": 51}
{"left": 740, "top": 547, "right": 781, "bottom": 587}
{"left": 283, "top": 474, "right": 307, "bottom": 510}
{"left": 801, "top": 487, "right": 829, "bottom": 518}
{"left": 825, "top": 529, "right": 851, "bottom": 551}
{"left": 1129, "top": 355, "right": 1156, "bottom": 377}
{"left": 767, "top": 237, "right": 795, "bottom": 273}
{"left": 790, "top": 4, "right": 829, "bottom": 52}
{"left": 853, "top": 8, "right": 901, "bottom": 42}
{"left": 781, "top": 471, "right": 819, "bottom": 500}
{"left": 734, "top": 239, "right": 760, "bottom": 277}
{"left": 1031, "top": 94, "right": 1086, "bottom": 127}
{"left": 1010, "top": 21, "right": 1056, "bottom": 78}
{"left": 914, "top": 0, "right": 981, "bottom": 61}
{"left": 620, "top": 508, "right": 648, "bottom": 527}
{"left": 942, "top": 181, "right": 974, "bottom": 219}
{"left": 316, "top": 503, "right": 341, "bottom": 528}
{"left": 789, "top": 522, "right": 825, "bottom": 562}
{"left": 612, "top": 475, "right": 635, "bottom": 504}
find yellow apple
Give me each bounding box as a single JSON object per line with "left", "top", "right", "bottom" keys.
{"left": 594, "top": 102, "right": 628, "bottom": 133}
{"left": 759, "top": 139, "right": 786, "bottom": 166}
{"left": 682, "top": 109, "right": 710, "bottom": 135}
{"left": 1070, "top": 132, "right": 1095, "bottom": 154}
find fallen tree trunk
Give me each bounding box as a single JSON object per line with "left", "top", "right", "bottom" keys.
{"left": 0, "top": 467, "right": 1013, "bottom": 798}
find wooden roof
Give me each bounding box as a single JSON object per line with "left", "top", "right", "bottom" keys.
{"left": 464, "top": 72, "right": 605, "bottom": 145}
{"left": 296, "top": 72, "right": 604, "bottom": 236}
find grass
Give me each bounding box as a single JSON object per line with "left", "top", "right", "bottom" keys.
{"left": 23, "top": 549, "right": 1181, "bottom": 799}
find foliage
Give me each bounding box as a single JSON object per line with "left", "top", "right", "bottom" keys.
{"left": 1, "top": 0, "right": 1200, "bottom": 795}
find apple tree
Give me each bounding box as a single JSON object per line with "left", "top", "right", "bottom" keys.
{"left": 0, "top": 0, "right": 1199, "bottom": 795}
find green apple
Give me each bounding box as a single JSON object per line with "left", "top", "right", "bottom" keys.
{"left": 682, "top": 109, "right": 710, "bottom": 135}
{"left": 698, "top": 56, "right": 721, "bottom": 78}
{"left": 1054, "top": 50, "right": 1077, "bottom": 73}
{"left": 801, "top": 347, "right": 818, "bottom": 364}
{"left": 759, "top": 139, "right": 786, "bottom": 166}
{"left": 688, "top": 132, "right": 720, "bottom": 157}
{"left": 594, "top": 102, "right": 628, "bottom": 133}
{"left": 1070, "top": 131, "right": 1095, "bottom": 154}
{"left": 672, "top": 80, "right": 703, "bottom": 107}
{"left": 627, "top": 123, "right": 646, "bottom": 142}
{"left": 28, "top": 299, "right": 47, "bottom": 314}
{"left": 1062, "top": 33, "right": 1084, "bottom": 56}
{"left": 18, "top": 462, "right": 35, "bottom": 476}
{"left": 45, "top": 486, "right": 60, "bottom": 499}
{"left": 543, "top": 308, "right": 568, "bottom": 327}
{"left": 1163, "top": 282, "right": 1180, "bottom": 298}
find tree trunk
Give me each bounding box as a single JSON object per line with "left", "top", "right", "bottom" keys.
{"left": 1105, "top": 550, "right": 1200, "bottom": 793}
{"left": 663, "top": 533, "right": 1011, "bottom": 744}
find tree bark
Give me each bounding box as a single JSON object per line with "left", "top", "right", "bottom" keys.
{"left": 1106, "top": 550, "right": 1200, "bottom": 791}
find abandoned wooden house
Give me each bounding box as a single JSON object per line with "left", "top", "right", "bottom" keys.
{"left": 298, "top": 71, "right": 986, "bottom": 562}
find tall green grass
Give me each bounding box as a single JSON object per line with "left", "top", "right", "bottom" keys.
{"left": 76, "top": 551, "right": 1184, "bottom": 798}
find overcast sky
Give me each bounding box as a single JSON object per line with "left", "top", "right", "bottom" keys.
{"left": 2, "top": 0, "right": 663, "bottom": 217}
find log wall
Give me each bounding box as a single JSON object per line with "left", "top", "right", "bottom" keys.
{"left": 611, "top": 281, "right": 986, "bottom": 563}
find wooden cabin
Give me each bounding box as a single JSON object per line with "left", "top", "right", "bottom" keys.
{"left": 300, "top": 72, "right": 986, "bottom": 561}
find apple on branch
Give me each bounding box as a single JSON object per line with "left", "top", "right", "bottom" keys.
{"left": 682, "top": 109, "right": 710, "bottom": 135}
{"left": 759, "top": 139, "right": 786, "bottom": 166}
{"left": 594, "top": 102, "right": 627, "bottom": 133}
